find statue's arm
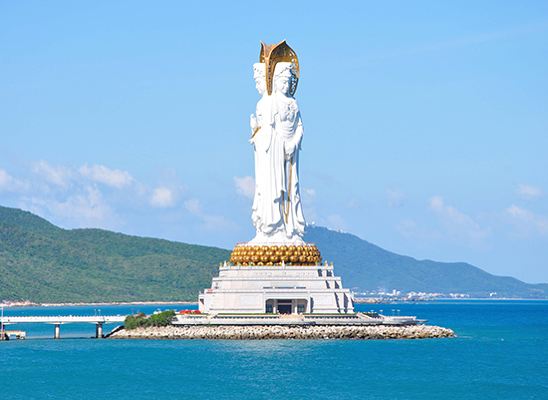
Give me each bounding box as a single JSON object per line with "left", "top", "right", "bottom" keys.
{"left": 249, "top": 113, "right": 258, "bottom": 144}
{"left": 250, "top": 113, "right": 258, "bottom": 131}
{"left": 284, "top": 112, "right": 304, "bottom": 157}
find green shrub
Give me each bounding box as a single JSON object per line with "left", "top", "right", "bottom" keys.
{"left": 124, "top": 310, "right": 175, "bottom": 330}
{"left": 147, "top": 310, "right": 176, "bottom": 327}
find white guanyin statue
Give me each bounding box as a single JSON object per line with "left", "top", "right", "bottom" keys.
{"left": 249, "top": 43, "right": 306, "bottom": 245}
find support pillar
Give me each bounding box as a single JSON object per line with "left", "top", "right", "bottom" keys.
{"left": 96, "top": 323, "right": 103, "bottom": 339}
{"left": 54, "top": 324, "right": 60, "bottom": 339}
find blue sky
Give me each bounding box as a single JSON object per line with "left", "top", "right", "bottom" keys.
{"left": 1, "top": 1, "right": 547, "bottom": 282}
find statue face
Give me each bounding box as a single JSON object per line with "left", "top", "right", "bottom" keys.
{"left": 253, "top": 64, "right": 266, "bottom": 95}
{"left": 275, "top": 76, "right": 291, "bottom": 96}
{"left": 254, "top": 73, "right": 266, "bottom": 95}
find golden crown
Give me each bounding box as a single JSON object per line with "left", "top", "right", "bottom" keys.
{"left": 259, "top": 40, "right": 300, "bottom": 96}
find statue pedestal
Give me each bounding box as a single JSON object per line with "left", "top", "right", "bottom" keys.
{"left": 198, "top": 263, "right": 355, "bottom": 315}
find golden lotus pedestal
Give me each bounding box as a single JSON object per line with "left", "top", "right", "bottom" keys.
{"left": 199, "top": 242, "right": 354, "bottom": 314}
{"left": 229, "top": 243, "right": 321, "bottom": 266}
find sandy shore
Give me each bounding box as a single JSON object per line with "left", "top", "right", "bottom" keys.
{"left": 110, "top": 324, "right": 455, "bottom": 340}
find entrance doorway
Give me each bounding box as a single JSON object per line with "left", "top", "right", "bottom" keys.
{"left": 277, "top": 301, "right": 292, "bottom": 314}
{"left": 265, "top": 299, "right": 309, "bottom": 314}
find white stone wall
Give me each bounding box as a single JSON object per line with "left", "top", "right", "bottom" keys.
{"left": 199, "top": 264, "right": 355, "bottom": 315}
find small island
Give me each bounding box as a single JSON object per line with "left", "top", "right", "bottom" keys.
{"left": 111, "top": 324, "right": 455, "bottom": 340}
{"left": 108, "top": 311, "right": 455, "bottom": 340}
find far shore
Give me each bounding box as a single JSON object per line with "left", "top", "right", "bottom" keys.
{"left": 2, "top": 297, "right": 546, "bottom": 308}
{"left": 354, "top": 297, "right": 548, "bottom": 302}
{"left": 1, "top": 301, "right": 198, "bottom": 308}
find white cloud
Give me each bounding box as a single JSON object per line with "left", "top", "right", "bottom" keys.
{"left": 302, "top": 187, "right": 317, "bottom": 208}
{"left": 517, "top": 184, "right": 542, "bottom": 200}
{"left": 200, "top": 214, "right": 237, "bottom": 231}
{"left": 303, "top": 188, "right": 316, "bottom": 198}
{"left": 506, "top": 204, "right": 548, "bottom": 235}
{"left": 20, "top": 186, "right": 118, "bottom": 229}
{"left": 386, "top": 188, "right": 405, "bottom": 208}
{"left": 396, "top": 218, "right": 441, "bottom": 241}
{"left": 396, "top": 219, "right": 418, "bottom": 238}
{"left": 184, "top": 198, "right": 202, "bottom": 215}
{"left": 33, "top": 161, "right": 72, "bottom": 188}
{"left": 183, "top": 197, "right": 237, "bottom": 231}
{"left": 506, "top": 204, "right": 529, "bottom": 219}
{"left": 326, "top": 214, "right": 347, "bottom": 231}
{"left": 32, "top": 161, "right": 134, "bottom": 190}
{"left": 345, "top": 197, "right": 361, "bottom": 209}
{"left": 234, "top": 176, "right": 255, "bottom": 199}
{"left": 429, "top": 195, "right": 488, "bottom": 242}
{"left": 79, "top": 164, "right": 133, "bottom": 188}
{"left": 0, "top": 169, "right": 12, "bottom": 188}
{"left": 301, "top": 188, "right": 318, "bottom": 223}
{"left": 150, "top": 187, "right": 176, "bottom": 208}
{"left": 0, "top": 168, "right": 27, "bottom": 192}
{"left": 19, "top": 160, "right": 137, "bottom": 229}
{"left": 52, "top": 186, "right": 111, "bottom": 224}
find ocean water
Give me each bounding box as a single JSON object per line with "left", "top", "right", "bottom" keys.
{"left": 1, "top": 301, "right": 547, "bottom": 400}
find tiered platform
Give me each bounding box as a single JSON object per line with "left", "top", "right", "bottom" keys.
{"left": 174, "top": 312, "right": 422, "bottom": 326}
{"left": 199, "top": 246, "right": 355, "bottom": 315}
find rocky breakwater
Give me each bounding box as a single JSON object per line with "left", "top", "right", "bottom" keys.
{"left": 110, "top": 324, "right": 455, "bottom": 340}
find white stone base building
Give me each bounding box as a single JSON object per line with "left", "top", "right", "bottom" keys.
{"left": 198, "top": 262, "right": 355, "bottom": 315}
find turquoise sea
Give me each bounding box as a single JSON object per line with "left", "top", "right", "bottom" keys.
{"left": 1, "top": 300, "right": 547, "bottom": 399}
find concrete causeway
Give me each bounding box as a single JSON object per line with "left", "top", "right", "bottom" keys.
{"left": 0, "top": 315, "right": 126, "bottom": 339}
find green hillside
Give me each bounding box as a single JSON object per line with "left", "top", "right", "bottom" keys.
{"left": 1, "top": 206, "right": 546, "bottom": 302}
{"left": 0, "top": 206, "right": 229, "bottom": 302}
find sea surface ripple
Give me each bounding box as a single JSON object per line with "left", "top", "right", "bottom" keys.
{"left": 1, "top": 300, "right": 547, "bottom": 399}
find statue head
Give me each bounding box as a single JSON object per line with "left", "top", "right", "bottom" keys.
{"left": 273, "top": 62, "right": 296, "bottom": 96}
{"left": 253, "top": 63, "right": 266, "bottom": 95}
{"left": 259, "top": 41, "right": 299, "bottom": 96}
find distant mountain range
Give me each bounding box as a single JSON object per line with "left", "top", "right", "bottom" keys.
{"left": 0, "top": 205, "right": 546, "bottom": 302}
{"left": 305, "top": 227, "right": 548, "bottom": 298}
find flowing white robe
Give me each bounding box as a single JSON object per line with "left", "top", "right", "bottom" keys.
{"left": 250, "top": 92, "right": 306, "bottom": 243}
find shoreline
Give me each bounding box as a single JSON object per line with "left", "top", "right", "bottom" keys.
{"left": 109, "top": 324, "right": 455, "bottom": 340}
{"left": 1, "top": 301, "right": 198, "bottom": 308}
{"left": 354, "top": 297, "right": 548, "bottom": 302}
{"left": 3, "top": 298, "right": 546, "bottom": 308}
